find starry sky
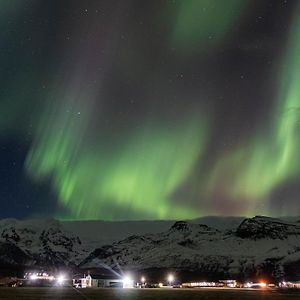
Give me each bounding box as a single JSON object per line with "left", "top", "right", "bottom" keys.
{"left": 1, "top": 0, "right": 300, "bottom": 220}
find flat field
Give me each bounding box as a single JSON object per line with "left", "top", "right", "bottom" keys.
{"left": 0, "top": 287, "right": 299, "bottom": 300}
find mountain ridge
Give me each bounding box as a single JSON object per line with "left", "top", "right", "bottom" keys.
{"left": 80, "top": 216, "right": 300, "bottom": 281}
{"left": 0, "top": 216, "right": 300, "bottom": 280}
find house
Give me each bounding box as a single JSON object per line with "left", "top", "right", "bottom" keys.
{"left": 72, "top": 273, "right": 134, "bottom": 288}
{"left": 280, "top": 281, "right": 300, "bottom": 289}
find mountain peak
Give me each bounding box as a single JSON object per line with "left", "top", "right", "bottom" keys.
{"left": 170, "top": 221, "right": 191, "bottom": 231}
{"left": 236, "top": 216, "right": 300, "bottom": 240}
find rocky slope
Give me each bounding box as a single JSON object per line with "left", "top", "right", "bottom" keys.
{"left": 80, "top": 216, "right": 300, "bottom": 280}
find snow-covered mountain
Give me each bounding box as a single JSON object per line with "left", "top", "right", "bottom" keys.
{"left": 80, "top": 216, "right": 300, "bottom": 280}
{"left": 0, "top": 216, "right": 245, "bottom": 269}
{"left": 0, "top": 216, "right": 300, "bottom": 280}
{"left": 0, "top": 219, "right": 87, "bottom": 267}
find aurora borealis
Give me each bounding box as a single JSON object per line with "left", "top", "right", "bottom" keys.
{"left": 1, "top": 0, "right": 300, "bottom": 220}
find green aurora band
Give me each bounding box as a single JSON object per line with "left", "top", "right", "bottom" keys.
{"left": 26, "top": 114, "right": 208, "bottom": 220}
{"left": 207, "top": 5, "right": 300, "bottom": 215}
{"left": 22, "top": 1, "right": 300, "bottom": 219}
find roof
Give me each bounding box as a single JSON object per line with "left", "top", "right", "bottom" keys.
{"left": 90, "top": 274, "right": 122, "bottom": 280}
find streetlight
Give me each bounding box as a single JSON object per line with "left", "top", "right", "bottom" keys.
{"left": 30, "top": 274, "right": 37, "bottom": 281}
{"left": 123, "top": 275, "right": 133, "bottom": 288}
{"left": 141, "top": 276, "right": 146, "bottom": 287}
{"left": 57, "top": 274, "right": 66, "bottom": 285}
{"left": 167, "top": 274, "right": 174, "bottom": 286}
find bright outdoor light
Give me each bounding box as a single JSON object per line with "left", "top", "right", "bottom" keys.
{"left": 30, "top": 274, "right": 37, "bottom": 280}
{"left": 259, "top": 281, "right": 267, "bottom": 288}
{"left": 123, "top": 275, "right": 134, "bottom": 288}
{"left": 57, "top": 274, "right": 65, "bottom": 284}
{"left": 141, "top": 276, "right": 146, "bottom": 283}
{"left": 168, "top": 274, "right": 174, "bottom": 284}
{"left": 123, "top": 276, "right": 131, "bottom": 284}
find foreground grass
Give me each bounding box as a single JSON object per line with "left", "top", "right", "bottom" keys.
{"left": 0, "top": 287, "right": 299, "bottom": 300}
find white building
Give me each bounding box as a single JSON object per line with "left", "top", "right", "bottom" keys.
{"left": 279, "top": 281, "right": 300, "bottom": 289}
{"left": 72, "top": 274, "right": 134, "bottom": 288}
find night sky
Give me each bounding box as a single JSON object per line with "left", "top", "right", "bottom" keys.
{"left": 1, "top": 0, "right": 299, "bottom": 220}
